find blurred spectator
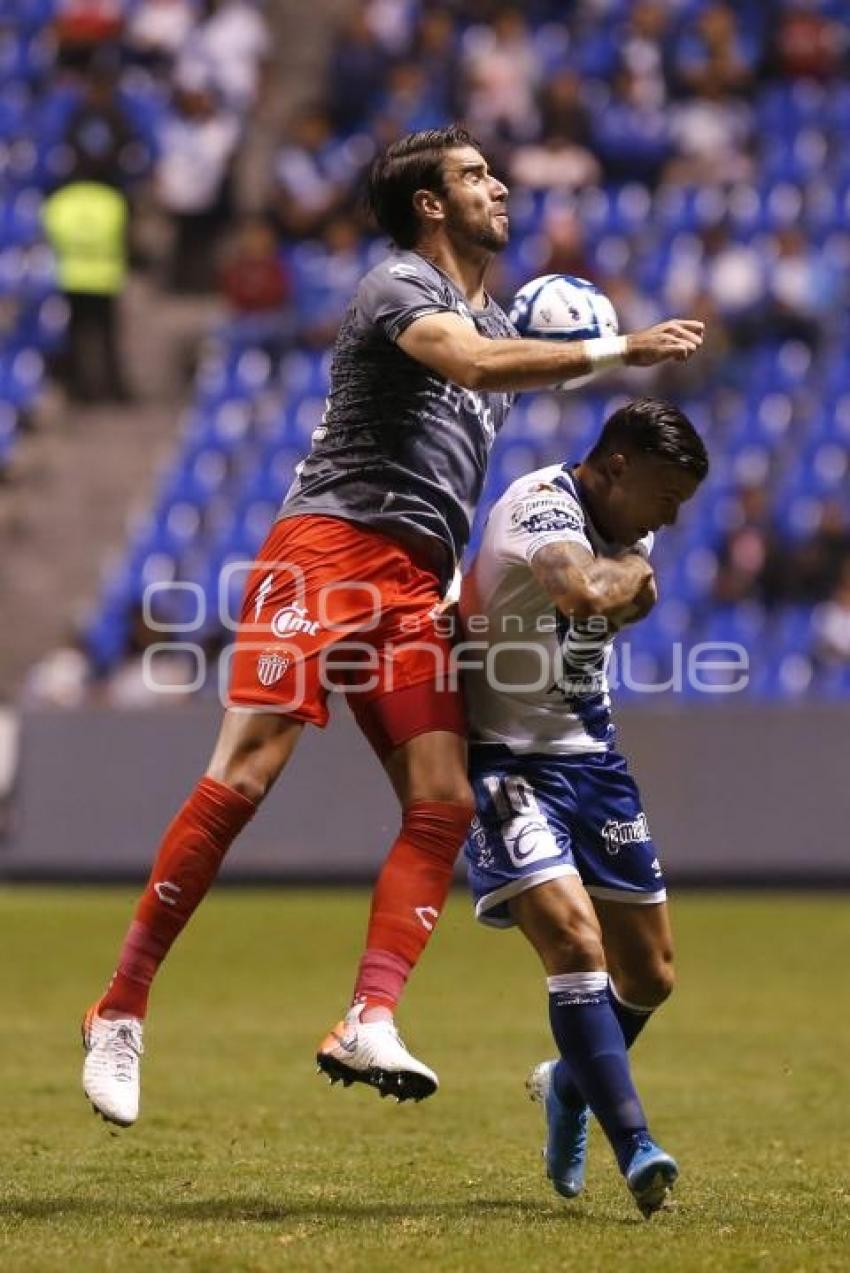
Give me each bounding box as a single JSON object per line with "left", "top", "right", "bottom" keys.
{"left": 671, "top": 2, "right": 759, "bottom": 99}
{"left": 766, "top": 226, "right": 841, "bottom": 347}
{"left": 219, "top": 214, "right": 291, "bottom": 358}
{"left": 510, "top": 136, "right": 600, "bottom": 193}
{"left": 126, "top": 0, "right": 198, "bottom": 73}
{"left": 813, "top": 559, "right": 850, "bottom": 666}
{"left": 365, "top": 0, "right": 419, "bottom": 57}
{"left": 220, "top": 214, "right": 289, "bottom": 316}
{"left": 462, "top": 5, "right": 540, "bottom": 143}
{"left": 105, "top": 605, "right": 198, "bottom": 706}
{"left": 713, "top": 485, "right": 786, "bottom": 608}
{"left": 512, "top": 70, "right": 599, "bottom": 192}
{"left": 665, "top": 222, "right": 765, "bottom": 348}
{"left": 22, "top": 641, "right": 90, "bottom": 707}
{"left": 291, "top": 214, "right": 363, "bottom": 349}
{"left": 619, "top": 1, "right": 673, "bottom": 109}
{"left": 537, "top": 209, "right": 593, "bottom": 278}
{"left": 61, "top": 59, "right": 153, "bottom": 187}
{"left": 786, "top": 500, "right": 850, "bottom": 604}
{"left": 769, "top": 2, "right": 847, "bottom": 82}
{"left": 667, "top": 84, "right": 754, "bottom": 185}
{"left": 55, "top": 0, "right": 124, "bottom": 69}
{"left": 412, "top": 6, "right": 462, "bottom": 120}
{"left": 42, "top": 176, "right": 131, "bottom": 402}
{"left": 326, "top": 8, "right": 388, "bottom": 133}
{"left": 155, "top": 82, "right": 239, "bottom": 292}
{"left": 372, "top": 60, "right": 447, "bottom": 140}
{"left": 272, "top": 106, "right": 347, "bottom": 239}
{"left": 175, "top": 0, "right": 271, "bottom": 114}
{"left": 592, "top": 67, "right": 672, "bottom": 186}
{"left": 538, "top": 69, "right": 593, "bottom": 147}
{"left": 654, "top": 291, "right": 732, "bottom": 396}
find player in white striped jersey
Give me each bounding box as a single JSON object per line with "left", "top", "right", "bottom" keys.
{"left": 460, "top": 398, "right": 708, "bottom": 1216}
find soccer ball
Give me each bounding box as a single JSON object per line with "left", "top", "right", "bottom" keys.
{"left": 509, "top": 273, "right": 618, "bottom": 342}
{"left": 509, "top": 273, "right": 620, "bottom": 389}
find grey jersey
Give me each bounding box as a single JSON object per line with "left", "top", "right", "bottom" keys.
{"left": 279, "top": 250, "right": 516, "bottom": 587}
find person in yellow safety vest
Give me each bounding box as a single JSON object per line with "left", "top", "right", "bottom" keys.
{"left": 42, "top": 180, "right": 131, "bottom": 404}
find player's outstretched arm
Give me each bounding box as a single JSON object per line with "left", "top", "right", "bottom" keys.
{"left": 396, "top": 313, "right": 704, "bottom": 393}
{"left": 530, "top": 539, "right": 656, "bottom": 625}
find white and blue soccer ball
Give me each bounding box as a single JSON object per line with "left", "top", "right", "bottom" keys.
{"left": 509, "top": 273, "right": 618, "bottom": 343}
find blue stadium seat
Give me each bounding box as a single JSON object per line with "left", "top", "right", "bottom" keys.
{"left": 0, "top": 347, "right": 44, "bottom": 408}
{"left": 0, "top": 401, "right": 18, "bottom": 468}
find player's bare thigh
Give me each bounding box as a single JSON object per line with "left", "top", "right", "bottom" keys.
{"left": 592, "top": 897, "right": 675, "bottom": 1008}
{"left": 206, "top": 708, "right": 303, "bottom": 804}
{"left": 509, "top": 876, "right": 606, "bottom": 975}
{"left": 382, "top": 730, "right": 474, "bottom": 810}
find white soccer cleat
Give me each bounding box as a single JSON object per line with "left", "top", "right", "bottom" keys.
{"left": 316, "top": 1001, "right": 438, "bottom": 1102}
{"left": 82, "top": 1004, "right": 144, "bottom": 1127}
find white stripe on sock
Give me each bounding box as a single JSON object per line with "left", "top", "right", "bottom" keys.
{"left": 547, "top": 971, "right": 608, "bottom": 996}
{"left": 608, "top": 979, "right": 655, "bottom": 1015}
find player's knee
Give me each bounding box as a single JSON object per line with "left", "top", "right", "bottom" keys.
{"left": 624, "top": 950, "right": 675, "bottom": 1008}
{"left": 209, "top": 746, "right": 279, "bottom": 805}
{"left": 650, "top": 952, "right": 676, "bottom": 1003}
{"left": 550, "top": 915, "right": 605, "bottom": 972}
{"left": 403, "top": 797, "right": 475, "bottom": 863}
{"left": 224, "top": 771, "right": 269, "bottom": 805}
{"left": 411, "top": 775, "right": 475, "bottom": 812}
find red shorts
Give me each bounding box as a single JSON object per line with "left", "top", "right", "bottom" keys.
{"left": 226, "top": 515, "right": 466, "bottom": 757}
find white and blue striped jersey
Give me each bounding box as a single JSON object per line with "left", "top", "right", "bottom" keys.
{"left": 458, "top": 463, "right": 653, "bottom": 755}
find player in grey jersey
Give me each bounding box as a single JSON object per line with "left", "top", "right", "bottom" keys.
{"left": 82, "top": 125, "right": 705, "bottom": 1129}
{"left": 461, "top": 399, "right": 708, "bottom": 1215}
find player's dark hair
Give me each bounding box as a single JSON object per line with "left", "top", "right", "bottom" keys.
{"left": 587, "top": 398, "right": 709, "bottom": 480}
{"left": 367, "top": 124, "right": 483, "bottom": 249}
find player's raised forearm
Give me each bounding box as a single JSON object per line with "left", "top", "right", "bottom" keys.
{"left": 468, "top": 319, "right": 704, "bottom": 391}
{"left": 561, "top": 557, "right": 654, "bottom": 621}
{"left": 533, "top": 543, "right": 654, "bottom": 621}
{"left": 468, "top": 336, "right": 599, "bottom": 391}
{"left": 398, "top": 313, "right": 704, "bottom": 392}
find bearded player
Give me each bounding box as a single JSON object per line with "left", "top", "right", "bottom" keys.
{"left": 82, "top": 124, "right": 704, "bottom": 1126}
{"left": 460, "top": 397, "right": 708, "bottom": 1215}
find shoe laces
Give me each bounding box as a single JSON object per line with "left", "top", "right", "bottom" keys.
{"left": 105, "top": 1021, "right": 143, "bottom": 1081}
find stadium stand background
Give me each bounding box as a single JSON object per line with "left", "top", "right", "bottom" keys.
{"left": 1, "top": 0, "right": 849, "bottom": 880}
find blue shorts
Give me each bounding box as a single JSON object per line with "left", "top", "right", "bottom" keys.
{"left": 465, "top": 747, "right": 666, "bottom": 927}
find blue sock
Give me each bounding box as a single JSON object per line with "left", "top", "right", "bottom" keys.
{"left": 553, "top": 979, "right": 653, "bottom": 1108}
{"left": 609, "top": 980, "right": 654, "bottom": 1048}
{"left": 548, "top": 971, "right": 648, "bottom": 1173}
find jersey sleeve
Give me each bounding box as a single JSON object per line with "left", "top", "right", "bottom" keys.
{"left": 494, "top": 480, "right": 593, "bottom": 564}
{"left": 631, "top": 531, "right": 655, "bottom": 560}
{"left": 357, "top": 260, "right": 454, "bottom": 343}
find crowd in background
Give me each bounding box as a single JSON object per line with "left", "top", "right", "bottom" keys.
{"left": 4, "top": 0, "right": 850, "bottom": 700}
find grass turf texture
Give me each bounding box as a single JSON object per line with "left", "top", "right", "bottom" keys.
{"left": 1, "top": 890, "right": 848, "bottom": 1273}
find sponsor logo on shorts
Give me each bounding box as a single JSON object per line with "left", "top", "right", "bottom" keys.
{"left": 271, "top": 603, "right": 321, "bottom": 638}
{"left": 601, "top": 813, "right": 650, "bottom": 855}
{"left": 253, "top": 572, "right": 275, "bottom": 622}
{"left": 257, "top": 650, "right": 290, "bottom": 687}
{"left": 469, "top": 816, "right": 495, "bottom": 870}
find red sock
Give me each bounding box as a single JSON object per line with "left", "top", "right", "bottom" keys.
{"left": 98, "top": 776, "right": 256, "bottom": 1018}
{"left": 353, "top": 800, "right": 473, "bottom": 1014}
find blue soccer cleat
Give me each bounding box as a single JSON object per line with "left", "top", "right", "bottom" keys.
{"left": 624, "top": 1134, "right": 679, "bottom": 1218}
{"left": 526, "top": 1060, "right": 589, "bottom": 1199}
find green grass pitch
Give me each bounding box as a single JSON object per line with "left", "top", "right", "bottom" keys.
{"left": 1, "top": 888, "right": 848, "bottom": 1272}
